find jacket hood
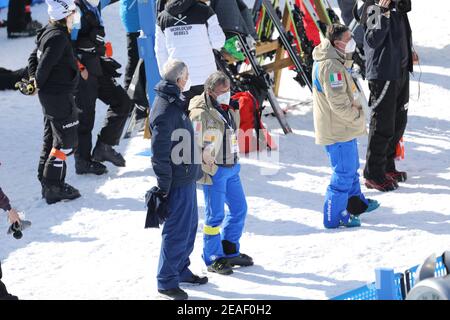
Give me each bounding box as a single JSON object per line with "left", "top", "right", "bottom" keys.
{"left": 312, "top": 38, "right": 344, "bottom": 63}
{"left": 155, "top": 80, "right": 185, "bottom": 107}
{"left": 36, "top": 24, "right": 67, "bottom": 44}
{"left": 165, "top": 0, "right": 196, "bottom": 15}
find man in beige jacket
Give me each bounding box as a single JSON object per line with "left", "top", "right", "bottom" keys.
{"left": 312, "top": 24, "right": 379, "bottom": 229}
{"left": 189, "top": 71, "right": 253, "bottom": 276}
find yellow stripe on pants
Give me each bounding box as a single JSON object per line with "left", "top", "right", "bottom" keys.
{"left": 203, "top": 225, "right": 220, "bottom": 236}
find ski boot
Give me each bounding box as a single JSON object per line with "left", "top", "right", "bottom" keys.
{"left": 226, "top": 253, "right": 254, "bottom": 267}
{"left": 365, "top": 177, "right": 398, "bottom": 192}
{"left": 386, "top": 170, "right": 407, "bottom": 183}
{"left": 340, "top": 215, "right": 361, "bottom": 228}
{"left": 207, "top": 258, "right": 233, "bottom": 275}
{"left": 92, "top": 140, "right": 126, "bottom": 167}
{"left": 0, "top": 281, "right": 18, "bottom": 300}
{"left": 43, "top": 183, "right": 81, "bottom": 205}
{"left": 7, "top": 22, "right": 38, "bottom": 39}
{"left": 365, "top": 199, "right": 380, "bottom": 213}
{"left": 75, "top": 157, "right": 108, "bottom": 175}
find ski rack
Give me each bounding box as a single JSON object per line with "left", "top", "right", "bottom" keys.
{"left": 300, "top": 0, "right": 369, "bottom": 111}
{"left": 229, "top": 31, "right": 293, "bottom": 134}
{"left": 262, "top": 0, "right": 312, "bottom": 91}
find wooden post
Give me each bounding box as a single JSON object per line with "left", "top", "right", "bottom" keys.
{"left": 313, "top": 0, "right": 332, "bottom": 26}
{"left": 273, "top": 5, "right": 292, "bottom": 97}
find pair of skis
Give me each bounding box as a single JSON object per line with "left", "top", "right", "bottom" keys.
{"left": 300, "top": 0, "right": 369, "bottom": 111}
{"left": 228, "top": 31, "right": 293, "bottom": 134}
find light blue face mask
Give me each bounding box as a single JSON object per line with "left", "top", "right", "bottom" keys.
{"left": 72, "top": 8, "right": 81, "bottom": 30}
{"left": 86, "top": 0, "right": 100, "bottom": 7}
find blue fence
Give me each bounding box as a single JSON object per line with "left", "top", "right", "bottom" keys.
{"left": 332, "top": 256, "right": 448, "bottom": 300}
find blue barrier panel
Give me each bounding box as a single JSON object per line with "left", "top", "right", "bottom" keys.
{"left": 376, "top": 268, "right": 397, "bottom": 300}
{"left": 332, "top": 256, "right": 447, "bottom": 300}
{"left": 137, "top": 0, "right": 161, "bottom": 108}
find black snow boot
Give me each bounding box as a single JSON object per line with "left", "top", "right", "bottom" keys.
{"left": 207, "top": 258, "right": 233, "bottom": 275}
{"left": 92, "top": 140, "right": 126, "bottom": 167}
{"left": 75, "top": 157, "right": 108, "bottom": 175}
{"left": 158, "top": 287, "right": 188, "bottom": 300}
{"left": 180, "top": 274, "right": 208, "bottom": 285}
{"left": 386, "top": 170, "right": 407, "bottom": 183}
{"left": 226, "top": 253, "right": 254, "bottom": 267}
{"left": 43, "top": 183, "right": 81, "bottom": 205}
{"left": 7, "top": 22, "right": 38, "bottom": 39}
{"left": 0, "top": 281, "right": 18, "bottom": 300}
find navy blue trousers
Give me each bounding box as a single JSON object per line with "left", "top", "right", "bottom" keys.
{"left": 157, "top": 182, "right": 198, "bottom": 290}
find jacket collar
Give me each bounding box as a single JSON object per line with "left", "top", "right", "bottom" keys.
{"left": 204, "top": 93, "right": 226, "bottom": 123}
{"left": 155, "top": 80, "right": 186, "bottom": 110}
{"left": 165, "top": 0, "right": 196, "bottom": 15}
{"left": 312, "top": 38, "right": 345, "bottom": 64}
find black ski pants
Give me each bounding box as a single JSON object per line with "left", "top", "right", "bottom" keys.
{"left": 7, "top": 0, "right": 31, "bottom": 33}
{"left": 124, "top": 32, "right": 140, "bottom": 92}
{"left": 75, "top": 74, "right": 133, "bottom": 161}
{"left": 364, "top": 68, "right": 410, "bottom": 180}
{"left": 38, "top": 92, "right": 79, "bottom": 186}
{"left": 0, "top": 67, "right": 27, "bottom": 91}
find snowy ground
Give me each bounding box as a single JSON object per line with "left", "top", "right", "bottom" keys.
{"left": 0, "top": 1, "right": 449, "bottom": 300}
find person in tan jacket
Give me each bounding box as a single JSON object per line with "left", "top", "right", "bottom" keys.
{"left": 312, "top": 24, "right": 379, "bottom": 229}
{"left": 189, "top": 71, "right": 253, "bottom": 276}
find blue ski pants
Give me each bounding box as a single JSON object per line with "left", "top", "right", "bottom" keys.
{"left": 202, "top": 164, "right": 248, "bottom": 266}
{"left": 324, "top": 139, "right": 368, "bottom": 228}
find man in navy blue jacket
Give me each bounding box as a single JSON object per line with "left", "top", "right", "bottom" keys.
{"left": 149, "top": 59, "right": 204, "bottom": 300}
{"left": 362, "top": 0, "right": 417, "bottom": 192}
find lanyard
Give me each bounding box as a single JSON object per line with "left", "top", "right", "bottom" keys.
{"left": 215, "top": 108, "right": 235, "bottom": 132}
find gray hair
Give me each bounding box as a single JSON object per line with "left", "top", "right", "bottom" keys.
{"left": 162, "top": 59, "right": 188, "bottom": 83}
{"left": 204, "top": 71, "right": 230, "bottom": 93}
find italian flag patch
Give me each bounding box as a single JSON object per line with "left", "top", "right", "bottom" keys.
{"left": 329, "top": 72, "right": 344, "bottom": 88}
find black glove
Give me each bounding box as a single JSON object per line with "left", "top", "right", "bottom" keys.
{"left": 144, "top": 187, "right": 169, "bottom": 228}
{"left": 7, "top": 220, "right": 32, "bottom": 240}
{"left": 100, "top": 57, "right": 122, "bottom": 78}
{"left": 15, "top": 78, "right": 36, "bottom": 95}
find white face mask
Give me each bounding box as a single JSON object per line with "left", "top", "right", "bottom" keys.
{"left": 216, "top": 91, "right": 231, "bottom": 106}
{"left": 345, "top": 38, "right": 357, "bottom": 54}
{"left": 86, "top": 0, "right": 100, "bottom": 7}
{"left": 182, "top": 77, "right": 191, "bottom": 92}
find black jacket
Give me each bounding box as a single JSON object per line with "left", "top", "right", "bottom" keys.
{"left": 363, "top": 10, "right": 413, "bottom": 81}
{"left": 28, "top": 24, "right": 79, "bottom": 94}
{"left": 72, "top": 0, "right": 106, "bottom": 76}
{"left": 150, "top": 80, "right": 202, "bottom": 194}
{"left": 210, "top": 0, "right": 257, "bottom": 39}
